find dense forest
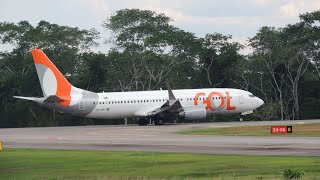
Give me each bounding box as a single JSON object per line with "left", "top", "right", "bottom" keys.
{"left": 0, "top": 9, "right": 319, "bottom": 127}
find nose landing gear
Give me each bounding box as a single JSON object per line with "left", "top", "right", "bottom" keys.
{"left": 239, "top": 110, "right": 253, "bottom": 122}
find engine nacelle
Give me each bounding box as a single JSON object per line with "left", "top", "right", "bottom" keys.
{"left": 179, "top": 107, "right": 207, "bottom": 121}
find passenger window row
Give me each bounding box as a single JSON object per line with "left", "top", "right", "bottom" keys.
{"left": 93, "top": 96, "right": 233, "bottom": 105}
{"left": 94, "top": 99, "right": 167, "bottom": 105}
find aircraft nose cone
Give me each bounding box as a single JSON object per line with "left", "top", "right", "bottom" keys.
{"left": 257, "top": 98, "right": 264, "bottom": 108}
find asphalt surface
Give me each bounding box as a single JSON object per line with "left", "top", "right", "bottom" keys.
{"left": 1, "top": 120, "right": 320, "bottom": 156}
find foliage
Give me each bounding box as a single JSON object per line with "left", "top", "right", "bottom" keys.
{"left": 245, "top": 10, "right": 320, "bottom": 120}
{"left": 0, "top": 9, "right": 319, "bottom": 127}
{"left": 0, "top": 20, "right": 99, "bottom": 52}
{"left": 198, "top": 33, "right": 243, "bottom": 88}
{"left": 0, "top": 21, "right": 99, "bottom": 127}
{"left": 103, "top": 9, "right": 201, "bottom": 91}
{"left": 283, "top": 169, "right": 304, "bottom": 180}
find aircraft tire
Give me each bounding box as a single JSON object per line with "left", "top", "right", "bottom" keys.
{"left": 138, "top": 118, "right": 148, "bottom": 126}
{"left": 154, "top": 119, "right": 164, "bottom": 126}
{"left": 158, "top": 119, "right": 164, "bottom": 125}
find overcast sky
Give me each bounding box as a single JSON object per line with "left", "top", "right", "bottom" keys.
{"left": 1, "top": 0, "right": 320, "bottom": 54}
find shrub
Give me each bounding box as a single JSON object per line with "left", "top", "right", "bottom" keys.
{"left": 283, "top": 169, "right": 304, "bottom": 180}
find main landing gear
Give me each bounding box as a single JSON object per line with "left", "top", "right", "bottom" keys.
{"left": 154, "top": 119, "right": 164, "bottom": 126}
{"left": 137, "top": 117, "right": 164, "bottom": 126}
{"left": 138, "top": 118, "right": 148, "bottom": 126}
{"left": 153, "top": 115, "right": 164, "bottom": 126}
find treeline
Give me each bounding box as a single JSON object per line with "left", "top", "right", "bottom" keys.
{"left": 0, "top": 9, "right": 319, "bottom": 127}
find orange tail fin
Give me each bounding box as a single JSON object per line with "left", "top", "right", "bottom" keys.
{"left": 32, "top": 49, "right": 71, "bottom": 106}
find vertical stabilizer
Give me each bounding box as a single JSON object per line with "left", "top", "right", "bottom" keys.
{"left": 32, "top": 49, "right": 71, "bottom": 106}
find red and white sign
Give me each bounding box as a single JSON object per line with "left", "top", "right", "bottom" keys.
{"left": 271, "top": 126, "right": 288, "bottom": 134}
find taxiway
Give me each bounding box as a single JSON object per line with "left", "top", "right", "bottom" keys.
{"left": 1, "top": 120, "right": 320, "bottom": 156}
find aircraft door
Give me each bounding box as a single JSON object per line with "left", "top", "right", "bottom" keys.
{"left": 239, "top": 93, "right": 244, "bottom": 104}
{"left": 79, "top": 100, "right": 85, "bottom": 111}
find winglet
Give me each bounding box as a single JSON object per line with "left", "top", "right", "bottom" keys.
{"left": 167, "top": 84, "right": 177, "bottom": 106}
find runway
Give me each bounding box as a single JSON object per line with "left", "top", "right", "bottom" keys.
{"left": 1, "top": 120, "right": 320, "bottom": 156}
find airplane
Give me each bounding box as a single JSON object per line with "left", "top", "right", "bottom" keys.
{"left": 14, "top": 49, "right": 264, "bottom": 125}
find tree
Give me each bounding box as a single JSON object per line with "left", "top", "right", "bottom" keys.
{"left": 103, "top": 9, "right": 200, "bottom": 91}
{"left": 299, "top": 11, "right": 320, "bottom": 78}
{"left": 249, "top": 10, "right": 320, "bottom": 120}
{"left": 0, "top": 21, "right": 99, "bottom": 127}
{"left": 198, "top": 33, "right": 243, "bottom": 88}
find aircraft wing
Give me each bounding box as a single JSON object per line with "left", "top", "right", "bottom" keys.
{"left": 134, "top": 106, "right": 163, "bottom": 117}
{"left": 134, "top": 88, "right": 182, "bottom": 117}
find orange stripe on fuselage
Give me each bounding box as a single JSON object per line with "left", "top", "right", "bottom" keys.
{"left": 32, "top": 49, "right": 71, "bottom": 106}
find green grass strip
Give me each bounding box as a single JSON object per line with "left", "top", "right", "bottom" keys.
{"left": 177, "top": 123, "right": 320, "bottom": 136}
{"left": 0, "top": 149, "right": 319, "bottom": 179}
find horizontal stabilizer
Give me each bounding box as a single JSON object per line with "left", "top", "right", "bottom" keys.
{"left": 13, "top": 96, "right": 40, "bottom": 102}
{"left": 44, "top": 95, "right": 67, "bottom": 103}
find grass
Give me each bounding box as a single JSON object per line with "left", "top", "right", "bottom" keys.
{"left": 177, "top": 123, "right": 320, "bottom": 136}
{"left": 0, "top": 149, "right": 320, "bottom": 179}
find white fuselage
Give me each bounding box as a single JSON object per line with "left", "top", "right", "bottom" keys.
{"left": 86, "top": 88, "right": 263, "bottom": 119}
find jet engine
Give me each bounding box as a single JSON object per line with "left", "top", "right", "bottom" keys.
{"left": 179, "top": 107, "right": 207, "bottom": 121}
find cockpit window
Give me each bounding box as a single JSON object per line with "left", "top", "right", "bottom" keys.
{"left": 249, "top": 94, "right": 255, "bottom": 98}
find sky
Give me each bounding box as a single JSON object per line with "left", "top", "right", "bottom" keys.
{"left": 0, "top": 0, "right": 320, "bottom": 54}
